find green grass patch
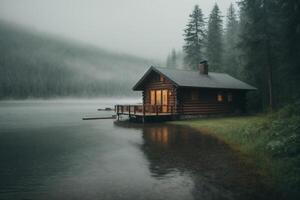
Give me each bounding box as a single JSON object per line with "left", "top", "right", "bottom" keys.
{"left": 170, "top": 102, "right": 300, "bottom": 199}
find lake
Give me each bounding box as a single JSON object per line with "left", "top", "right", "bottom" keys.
{"left": 0, "top": 100, "right": 273, "bottom": 200}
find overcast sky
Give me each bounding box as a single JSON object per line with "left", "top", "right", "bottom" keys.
{"left": 0, "top": 0, "right": 235, "bottom": 61}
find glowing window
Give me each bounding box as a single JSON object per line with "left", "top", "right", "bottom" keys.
{"left": 150, "top": 90, "right": 155, "bottom": 105}
{"left": 156, "top": 90, "right": 162, "bottom": 105}
{"left": 217, "top": 94, "right": 223, "bottom": 102}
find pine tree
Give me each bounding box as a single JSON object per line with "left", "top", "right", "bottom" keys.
{"left": 166, "top": 54, "right": 171, "bottom": 68}
{"left": 238, "top": 0, "right": 277, "bottom": 111}
{"left": 166, "top": 49, "right": 177, "bottom": 68}
{"left": 170, "top": 49, "right": 177, "bottom": 68}
{"left": 223, "top": 3, "right": 240, "bottom": 77}
{"left": 275, "top": 0, "right": 300, "bottom": 104}
{"left": 183, "top": 5, "right": 206, "bottom": 70}
{"left": 207, "top": 3, "right": 223, "bottom": 72}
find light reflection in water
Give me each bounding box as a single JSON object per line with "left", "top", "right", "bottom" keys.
{"left": 149, "top": 127, "right": 169, "bottom": 145}
{"left": 115, "top": 121, "right": 276, "bottom": 200}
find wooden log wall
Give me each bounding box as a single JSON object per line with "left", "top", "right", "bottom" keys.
{"left": 138, "top": 70, "right": 247, "bottom": 115}
{"left": 177, "top": 88, "right": 246, "bottom": 115}
{"left": 142, "top": 71, "right": 177, "bottom": 111}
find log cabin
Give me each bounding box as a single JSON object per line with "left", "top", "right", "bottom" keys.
{"left": 115, "top": 61, "right": 256, "bottom": 121}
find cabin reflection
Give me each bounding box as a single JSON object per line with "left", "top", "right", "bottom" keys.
{"left": 113, "top": 121, "right": 273, "bottom": 200}
{"left": 147, "top": 127, "right": 169, "bottom": 145}
{"left": 140, "top": 124, "right": 271, "bottom": 200}
{"left": 143, "top": 125, "right": 193, "bottom": 148}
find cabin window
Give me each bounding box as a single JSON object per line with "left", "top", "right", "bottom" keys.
{"left": 191, "top": 90, "right": 198, "bottom": 100}
{"left": 217, "top": 94, "right": 224, "bottom": 102}
{"left": 159, "top": 75, "right": 165, "bottom": 82}
{"left": 156, "top": 90, "right": 162, "bottom": 105}
{"left": 150, "top": 89, "right": 170, "bottom": 108}
{"left": 162, "top": 90, "right": 169, "bottom": 112}
{"left": 162, "top": 90, "right": 168, "bottom": 105}
{"left": 228, "top": 93, "right": 233, "bottom": 102}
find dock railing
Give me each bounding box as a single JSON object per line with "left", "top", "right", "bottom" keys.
{"left": 115, "top": 104, "right": 175, "bottom": 116}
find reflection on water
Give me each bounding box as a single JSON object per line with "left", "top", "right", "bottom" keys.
{"left": 148, "top": 126, "right": 170, "bottom": 145}
{"left": 0, "top": 101, "right": 274, "bottom": 200}
{"left": 115, "top": 122, "right": 275, "bottom": 200}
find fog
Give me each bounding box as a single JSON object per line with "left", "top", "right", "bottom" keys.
{"left": 0, "top": 0, "right": 236, "bottom": 99}
{"left": 0, "top": 0, "right": 234, "bottom": 60}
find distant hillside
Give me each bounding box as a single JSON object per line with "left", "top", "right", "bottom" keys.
{"left": 0, "top": 22, "right": 154, "bottom": 99}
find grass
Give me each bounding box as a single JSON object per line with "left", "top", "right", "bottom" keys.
{"left": 171, "top": 115, "right": 269, "bottom": 154}
{"left": 170, "top": 108, "right": 300, "bottom": 199}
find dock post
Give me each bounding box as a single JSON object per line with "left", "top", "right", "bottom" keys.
{"left": 142, "top": 104, "right": 145, "bottom": 123}
{"left": 117, "top": 105, "right": 120, "bottom": 121}
{"left": 129, "top": 105, "right": 131, "bottom": 118}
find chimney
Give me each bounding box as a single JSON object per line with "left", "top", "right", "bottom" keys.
{"left": 198, "top": 60, "right": 208, "bottom": 75}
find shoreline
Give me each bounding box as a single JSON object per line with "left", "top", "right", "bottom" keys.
{"left": 169, "top": 114, "right": 299, "bottom": 199}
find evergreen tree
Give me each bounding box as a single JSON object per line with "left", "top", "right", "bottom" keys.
{"left": 238, "top": 0, "right": 281, "bottom": 111}
{"left": 166, "top": 53, "right": 171, "bottom": 68}
{"left": 166, "top": 49, "right": 177, "bottom": 68}
{"left": 170, "top": 49, "right": 177, "bottom": 68}
{"left": 275, "top": 0, "right": 300, "bottom": 105}
{"left": 223, "top": 3, "right": 240, "bottom": 77}
{"left": 183, "top": 5, "right": 206, "bottom": 70}
{"left": 206, "top": 3, "right": 223, "bottom": 72}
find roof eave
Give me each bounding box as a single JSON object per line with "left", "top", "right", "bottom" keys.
{"left": 177, "top": 85, "right": 257, "bottom": 91}
{"left": 132, "top": 66, "right": 154, "bottom": 91}
{"left": 132, "top": 66, "right": 258, "bottom": 91}
{"left": 151, "top": 67, "right": 179, "bottom": 87}
{"left": 132, "top": 66, "right": 179, "bottom": 90}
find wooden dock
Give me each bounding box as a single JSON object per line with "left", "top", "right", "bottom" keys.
{"left": 115, "top": 104, "right": 177, "bottom": 122}
{"left": 82, "top": 115, "right": 116, "bottom": 120}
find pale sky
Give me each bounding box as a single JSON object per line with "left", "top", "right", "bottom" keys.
{"left": 0, "top": 0, "right": 235, "bottom": 61}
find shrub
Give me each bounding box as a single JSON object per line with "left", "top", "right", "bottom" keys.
{"left": 266, "top": 101, "right": 300, "bottom": 157}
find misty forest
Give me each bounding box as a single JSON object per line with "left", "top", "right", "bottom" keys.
{"left": 166, "top": 1, "right": 300, "bottom": 112}
{"left": 0, "top": 1, "right": 298, "bottom": 113}
{"left": 1, "top": 0, "right": 300, "bottom": 199}
{"left": 0, "top": 23, "right": 152, "bottom": 98}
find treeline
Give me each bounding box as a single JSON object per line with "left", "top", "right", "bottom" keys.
{"left": 167, "top": 1, "right": 300, "bottom": 111}
{"left": 165, "top": 49, "right": 184, "bottom": 69}
{"left": 0, "top": 22, "right": 150, "bottom": 99}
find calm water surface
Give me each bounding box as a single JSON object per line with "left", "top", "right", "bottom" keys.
{"left": 0, "top": 100, "right": 273, "bottom": 200}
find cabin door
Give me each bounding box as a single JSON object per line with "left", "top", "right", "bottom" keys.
{"left": 162, "top": 90, "right": 168, "bottom": 112}
{"left": 150, "top": 89, "right": 169, "bottom": 113}
{"left": 156, "top": 90, "right": 162, "bottom": 105}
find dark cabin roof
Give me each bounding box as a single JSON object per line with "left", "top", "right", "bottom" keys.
{"left": 133, "top": 66, "right": 257, "bottom": 91}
